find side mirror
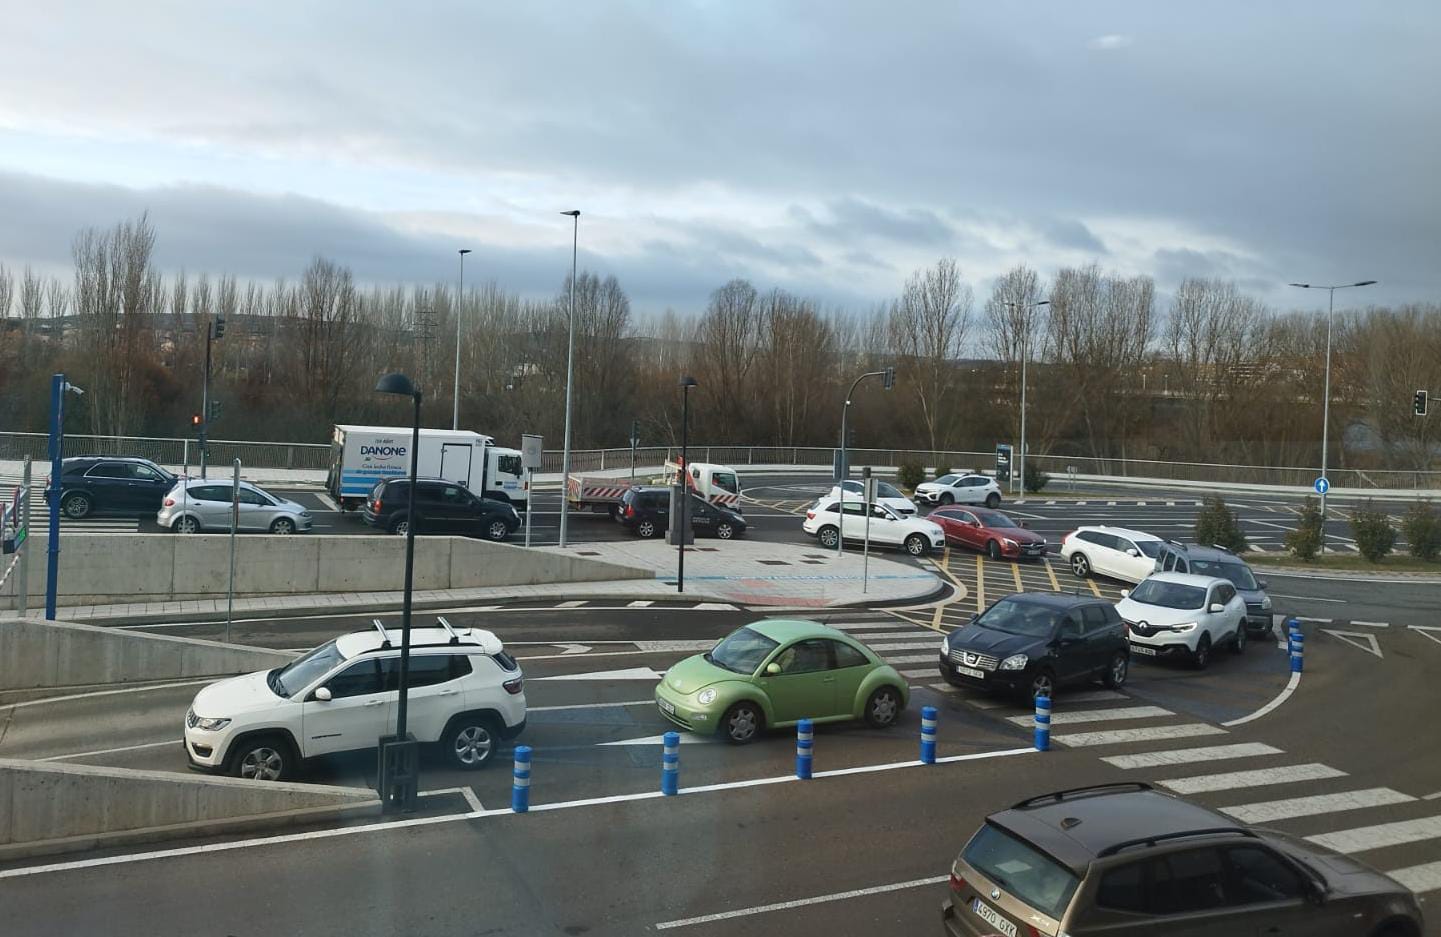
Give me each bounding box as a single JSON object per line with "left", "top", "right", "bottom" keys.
{"left": 314, "top": 686, "right": 332, "bottom": 702}
{"left": 1020, "top": 521, "right": 1031, "bottom": 529}
{"left": 1209, "top": 603, "right": 1225, "bottom": 614}
{"left": 1120, "top": 589, "right": 1130, "bottom": 599}
{"left": 1257, "top": 580, "right": 1269, "bottom": 590}
{"left": 1126, "top": 548, "right": 1140, "bottom": 557}
{"left": 765, "top": 662, "right": 781, "bottom": 676}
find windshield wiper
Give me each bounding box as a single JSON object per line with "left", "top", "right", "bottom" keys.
{"left": 266, "top": 668, "right": 289, "bottom": 698}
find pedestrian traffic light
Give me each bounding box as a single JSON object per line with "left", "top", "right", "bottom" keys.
{"left": 208, "top": 399, "right": 223, "bottom": 421}
{"left": 191, "top": 413, "right": 202, "bottom": 428}
{"left": 882, "top": 366, "right": 895, "bottom": 390}
{"left": 1416, "top": 390, "right": 1429, "bottom": 417}
{"left": 212, "top": 315, "right": 226, "bottom": 340}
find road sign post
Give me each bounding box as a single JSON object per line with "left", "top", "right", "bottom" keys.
{"left": 1067, "top": 465, "right": 1078, "bottom": 493}
{"left": 996, "top": 444, "right": 1013, "bottom": 491}
{"left": 630, "top": 421, "right": 640, "bottom": 483}
{"left": 227, "top": 459, "right": 240, "bottom": 643}
{"left": 521, "top": 434, "right": 543, "bottom": 548}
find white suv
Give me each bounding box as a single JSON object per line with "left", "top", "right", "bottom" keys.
{"left": 913, "top": 473, "right": 1001, "bottom": 507}
{"left": 802, "top": 498, "right": 945, "bottom": 556}
{"left": 184, "top": 620, "right": 526, "bottom": 781}
{"left": 1115, "top": 572, "right": 1250, "bottom": 669}
{"left": 1060, "top": 525, "right": 1163, "bottom": 583}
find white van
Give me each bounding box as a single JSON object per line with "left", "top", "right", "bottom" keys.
{"left": 327, "top": 425, "right": 527, "bottom": 512}
{"left": 661, "top": 459, "right": 743, "bottom": 511}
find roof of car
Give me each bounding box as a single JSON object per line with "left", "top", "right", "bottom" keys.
{"left": 64, "top": 455, "right": 161, "bottom": 466}
{"left": 995, "top": 591, "right": 1108, "bottom": 609}
{"left": 988, "top": 785, "right": 1238, "bottom": 873}
{"left": 1139, "top": 570, "right": 1232, "bottom": 589}
{"left": 1076, "top": 525, "right": 1161, "bottom": 541}
{"left": 1164, "top": 542, "right": 1244, "bottom": 563}
{"left": 336, "top": 626, "right": 503, "bottom": 658}
{"left": 743, "top": 619, "right": 843, "bottom": 643}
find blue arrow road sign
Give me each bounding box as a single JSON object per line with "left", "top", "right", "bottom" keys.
{"left": 1314, "top": 477, "right": 1330, "bottom": 494}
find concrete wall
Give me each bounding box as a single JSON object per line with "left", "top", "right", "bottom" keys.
{"left": 1, "top": 534, "right": 651, "bottom": 607}
{"left": 0, "top": 758, "right": 375, "bottom": 848}
{"left": 0, "top": 618, "right": 298, "bottom": 691}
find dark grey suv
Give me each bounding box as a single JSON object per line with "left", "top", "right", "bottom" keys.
{"left": 942, "top": 782, "right": 1423, "bottom": 936}
{"left": 1155, "top": 542, "right": 1272, "bottom": 634}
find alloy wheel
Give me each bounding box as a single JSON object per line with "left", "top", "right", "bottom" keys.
{"left": 453, "top": 726, "right": 494, "bottom": 766}
{"left": 239, "top": 746, "right": 284, "bottom": 781}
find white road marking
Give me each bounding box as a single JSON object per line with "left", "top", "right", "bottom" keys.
{"left": 530, "top": 667, "right": 664, "bottom": 681}
{"left": 1307, "top": 816, "right": 1441, "bottom": 854}
{"left": 1057, "top": 689, "right": 1130, "bottom": 703}
{"left": 1159, "top": 763, "right": 1346, "bottom": 794}
{"left": 691, "top": 602, "right": 738, "bottom": 610}
{"left": 654, "top": 876, "right": 950, "bottom": 930}
{"left": 632, "top": 640, "right": 718, "bottom": 652}
{"left": 626, "top": 600, "right": 655, "bottom": 607}
{"left": 1387, "top": 860, "right": 1441, "bottom": 894}
{"left": 315, "top": 492, "right": 339, "bottom": 511}
{"left": 41, "top": 739, "right": 180, "bottom": 761}
{"left": 0, "top": 679, "right": 213, "bottom": 713}
{"left": 1222, "top": 788, "right": 1415, "bottom": 823}
{"left": 825, "top": 621, "right": 916, "bottom": 631}
{"left": 1006, "top": 705, "right": 1171, "bottom": 727}
{"left": 598, "top": 733, "right": 716, "bottom": 747}
{"left": 867, "top": 641, "right": 945, "bottom": 652}
{"left": 848, "top": 631, "right": 936, "bottom": 640}
{"left": 1321, "top": 629, "right": 1383, "bottom": 658}
{"left": 1103, "top": 743, "right": 1283, "bottom": 769}
{"left": 966, "top": 698, "right": 1007, "bottom": 710}
{"left": 898, "top": 669, "right": 934, "bottom": 678}
{"left": 554, "top": 600, "right": 587, "bottom": 608}
{"left": 1054, "top": 723, "right": 1227, "bottom": 747}
{"left": 880, "top": 654, "right": 941, "bottom": 665}
{"left": 1409, "top": 625, "right": 1441, "bottom": 647}
{"left": 1268, "top": 594, "right": 1346, "bottom": 604}
{"left": 1296, "top": 616, "right": 1334, "bottom": 623}
{"left": 928, "top": 683, "right": 961, "bottom": 694}
{"left": 527, "top": 700, "right": 653, "bottom": 712}
{"left": 1221, "top": 671, "right": 1302, "bottom": 727}
{"left": 1349, "top": 620, "right": 1389, "bottom": 627}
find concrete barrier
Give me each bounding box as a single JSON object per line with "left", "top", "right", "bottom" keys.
{"left": 0, "top": 758, "right": 376, "bottom": 857}
{"left": 0, "top": 618, "right": 297, "bottom": 691}
{"left": 1, "top": 533, "right": 652, "bottom": 608}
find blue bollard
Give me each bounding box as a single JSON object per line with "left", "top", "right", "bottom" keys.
{"left": 511, "top": 745, "right": 532, "bottom": 813}
{"left": 661, "top": 731, "right": 680, "bottom": 795}
{"left": 920, "top": 705, "right": 938, "bottom": 764}
{"left": 796, "top": 718, "right": 813, "bottom": 779}
{"left": 1291, "top": 631, "right": 1305, "bottom": 674}
{"left": 1034, "top": 695, "right": 1051, "bottom": 752}
{"left": 1287, "top": 617, "right": 1301, "bottom": 647}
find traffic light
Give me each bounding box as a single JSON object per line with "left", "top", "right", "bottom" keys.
{"left": 1416, "top": 390, "right": 1429, "bottom": 417}
{"left": 207, "top": 399, "right": 223, "bottom": 421}
{"left": 191, "top": 413, "right": 202, "bottom": 428}
{"left": 882, "top": 366, "right": 895, "bottom": 390}
{"left": 212, "top": 315, "right": 226, "bottom": 340}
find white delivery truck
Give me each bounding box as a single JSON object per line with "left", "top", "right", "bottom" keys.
{"left": 327, "top": 425, "right": 527, "bottom": 512}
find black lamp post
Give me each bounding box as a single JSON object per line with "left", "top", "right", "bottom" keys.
{"left": 374, "top": 371, "right": 421, "bottom": 812}
{"left": 678, "top": 375, "right": 697, "bottom": 592}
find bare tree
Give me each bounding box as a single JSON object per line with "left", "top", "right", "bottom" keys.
{"left": 887, "top": 258, "right": 973, "bottom": 451}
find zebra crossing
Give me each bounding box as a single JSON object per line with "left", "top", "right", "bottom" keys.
{"left": 2, "top": 478, "right": 141, "bottom": 533}
{"left": 814, "top": 612, "right": 941, "bottom": 678}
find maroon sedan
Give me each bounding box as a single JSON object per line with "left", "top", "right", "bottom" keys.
{"left": 927, "top": 506, "right": 1048, "bottom": 560}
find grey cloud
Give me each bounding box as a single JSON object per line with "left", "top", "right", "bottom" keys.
{"left": 1043, "top": 219, "right": 1107, "bottom": 254}
{"left": 804, "top": 198, "right": 954, "bottom": 247}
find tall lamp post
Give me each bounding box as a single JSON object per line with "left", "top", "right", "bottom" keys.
{"left": 836, "top": 367, "right": 895, "bottom": 555}
{"left": 677, "top": 376, "right": 697, "bottom": 592}
{"left": 558, "top": 210, "right": 581, "bottom": 547}
{"left": 453, "top": 249, "right": 472, "bottom": 431}
{"left": 1002, "top": 299, "right": 1049, "bottom": 494}
{"left": 374, "top": 372, "right": 422, "bottom": 812}
{"left": 1287, "top": 280, "right": 1377, "bottom": 554}
{"left": 44, "top": 374, "right": 84, "bottom": 620}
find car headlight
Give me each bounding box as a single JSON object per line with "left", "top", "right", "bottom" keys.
{"left": 193, "top": 716, "right": 231, "bottom": 731}
{"left": 999, "top": 654, "right": 1028, "bottom": 670}
{"left": 1003, "top": 538, "right": 1018, "bottom": 549}
{"left": 1261, "top": 596, "right": 1272, "bottom": 609}
{"left": 696, "top": 688, "right": 717, "bottom": 705}
{"left": 1171, "top": 622, "right": 1197, "bottom": 633}
{"left": 939, "top": 636, "right": 950, "bottom": 653}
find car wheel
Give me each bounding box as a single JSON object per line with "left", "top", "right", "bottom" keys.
{"left": 486, "top": 519, "right": 510, "bottom": 542}
{"left": 722, "top": 702, "right": 763, "bottom": 744}
{"left": 904, "top": 533, "right": 929, "bottom": 556}
{"left": 1103, "top": 652, "right": 1128, "bottom": 688}
{"left": 61, "top": 492, "right": 92, "bottom": 519}
{"left": 939, "top": 492, "right": 954, "bottom": 505}
{"left": 865, "top": 686, "right": 903, "bottom": 728}
{"left": 230, "top": 736, "right": 293, "bottom": 782}
{"left": 985, "top": 493, "right": 1000, "bottom": 508}
{"left": 817, "top": 525, "right": 840, "bottom": 548}
{"left": 1070, "top": 553, "right": 1091, "bottom": 577}
{"left": 172, "top": 515, "right": 201, "bottom": 534}
{"left": 986, "top": 540, "right": 1002, "bottom": 560}
{"left": 1231, "top": 622, "right": 1247, "bottom": 654}
{"left": 1026, "top": 669, "right": 1056, "bottom": 702}
{"left": 445, "top": 715, "right": 500, "bottom": 769}
{"left": 1192, "top": 634, "right": 1212, "bottom": 670}
{"left": 269, "top": 517, "right": 296, "bottom": 535}
{"left": 716, "top": 522, "right": 735, "bottom": 539}
{"left": 636, "top": 519, "right": 658, "bottom": 538}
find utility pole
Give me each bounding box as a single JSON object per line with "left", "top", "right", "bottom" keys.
{"left": 199, "top": 314, "right": 226, "bottom": 479}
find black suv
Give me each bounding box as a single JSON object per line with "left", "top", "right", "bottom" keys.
{"left": 1154, "top": 542, "right": 1272, "bottom": 634}
{"left": 362, "top": 478, "right": 519, "bottom": 541}
{"left": 616, "top": 487, "right": 746, "bottom": 540}
{"left": 943, "top": 782, "right": 1424, "bottom": 936}
{"left": 43, "top": 456, "right": 177, "bottom": 519}
{"left": 940, "top": 592, "right": 1129, "bottom": 701}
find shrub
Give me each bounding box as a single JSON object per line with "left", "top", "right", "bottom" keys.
{"left": 1194, "top": 496, "right": 1248, "bottom": 553}
{"left": 1402, "top": 500, "right": 1441, "bottom": 561}
{"left": 1350, "top": 500, "right": 1396, "bottom": 562}
{"left": 897, "top": 461, "right": 925, "bottom": 490}
{"left": 934, "top": 465, "right": 952, "bottom": 479}
{"left": 1285, "top": 497, "right": 1323, "bottom": 561}
{"left": 1022, "top": 469, "right": 1050, "bottom": 494}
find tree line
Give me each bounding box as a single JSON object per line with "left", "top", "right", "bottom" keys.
{"left": 0, "top": 214, "right": 1438, "bottom": 474}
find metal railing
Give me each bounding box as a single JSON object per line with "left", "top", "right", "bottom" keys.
{"left": 0, "top": 432, "right": 330, "bottom": 471}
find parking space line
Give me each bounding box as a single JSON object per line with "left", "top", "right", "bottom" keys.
{"left": 41, "top": 740, "right": 179, "bottom": 762}
{"left": 1010, "top": 562, "right": 1022, "bottom": 592}
{"left": 1086, "top": 577, "right": 1102, "bottom": 598}
{"left": 654, "top": 876, "right": 950, "bottom": 930}
{"left": 974, "top": 556, "right": 985, "bottom": 611}
{"left": 1044, "top": 558, "right": 1060, "bottom": 591}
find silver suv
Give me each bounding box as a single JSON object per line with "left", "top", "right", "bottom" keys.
{"left": 158, "top": 478, "right": 312, "bottom": 534}
{"left": 1154, "top": 542, "right": 1273, "bottom": 635}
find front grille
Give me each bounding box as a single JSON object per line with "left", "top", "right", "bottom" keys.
{"left": 1021, "top": 542, "right": 1047, "bottom": 554}
{"left": 949, "top": 649, "right": 998, "bottom": 671}
{"left": 185, "top": 708, "right": 198, "bottom": 729}
{"left": 1126, "top": 620, "right": 1159, "bottom": 637}
{"left": 1246, "top": 602, "right": 1267, "bottom": 615}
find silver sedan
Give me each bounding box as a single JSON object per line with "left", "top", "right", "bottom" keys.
{"left": 158, "top": 480, "right": 313, "bottom": 534}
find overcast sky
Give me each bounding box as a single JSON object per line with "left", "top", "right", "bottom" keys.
{"left": 1, "top": 1, "right": 1437, "bottom": 315}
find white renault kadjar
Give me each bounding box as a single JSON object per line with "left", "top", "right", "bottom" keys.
{"left": 184, "top": 620, "right": 526, "bottom": 781}
{"left": 1115, "top": 572, "right": 1250, "bottom": 670}
{"left": 802, "top": 498, "right": 945, "bottom": 556}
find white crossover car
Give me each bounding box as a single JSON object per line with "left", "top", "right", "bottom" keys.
{"left": 914, "top": 473, "right": 1002, "bottom": 508}
{"left": 1115, "top": 572, "right": 1249, "bottom": 670}
{"left": 826, "top": 479, "right": 917, "bottom": 516}
{"left": 803, "top": 498, "right": 945, "bottom": 556}
{"left": 1060, "top": 526, "right": 1164, "bottom": 584}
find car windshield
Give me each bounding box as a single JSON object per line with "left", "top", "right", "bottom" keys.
{"left": 270, "top": 640, "right": 345, "bottom": 698}
{"left": 935, "top": 474, "right": 958, "bottom": 485}
{"left": 707, "top": 627, "right": 780, "bottom": 674}
{"left": 963, "top": 823, "right": 1080, "bottom": 920}
{"left": 1129, "top": 580, "right": 1207, "bottom": 610}
{"left": 1191, "top": 559, "right": 1259, "bottom": 590}
{"left": 973, "top": 509, "right": 1017, "bottom": 528}
{"left": 876, "top": 481, "right": 903, "bottom": 498}
{"left": 1134, "top": 540, "right": 1162, "bottom": 558}
{"left": 974, "top": 598, "right": 1058, "bottom": 637}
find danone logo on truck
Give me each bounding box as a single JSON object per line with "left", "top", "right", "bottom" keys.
{"left": 360, "top": 444, "right": 406, "bottom": 460}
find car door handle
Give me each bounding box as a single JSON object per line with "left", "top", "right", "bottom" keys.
{"left": 363, "top": 699, "right": 385, "bottom": 707}
{"left": 438, "top": 688, "right": 459, "bottom": 696}
{"left": 822, "top": 676, "right": 835, "bottom": 683}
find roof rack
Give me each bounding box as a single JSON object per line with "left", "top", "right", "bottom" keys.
{"left": 436, "top": 616, "right": 462, "bottom": 645}
{"left": 1210, "top": 544, "right": 1234, "bottom": 554}
{"left": 1012, "top": 782, "right": 1153, "bottom": 810}
{"left": 1164, "top": 539, "right": 1185, "bottom": 548}
{"left": 1097, "top": 827, "right": 1258, "bottom": 857}
{"left": 371, "top": 619, "right": 393, "bottom": 649}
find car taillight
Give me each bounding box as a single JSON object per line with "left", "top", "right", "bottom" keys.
{"left": 949, "top": 872, "right": 967, "bottom": 893}
{"left": 1062, "top": 530, "right": 1073, "bottom": 545}
{"left": 624, "top": 504, "right": 634, "bottom": 518}
{"left": 503, "top": 676, "right": 524, "bottom": 695}
{"left": 372, "top": 499, "right": 382, "bottom": 513}
{"left": 163, "top": 497, "right": 175, "bottom": 507}
{"left": 806, "top": 510, "right": 815, "bottom": 520}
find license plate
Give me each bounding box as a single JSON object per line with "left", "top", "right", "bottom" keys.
{"left": 1131, "top": 644, "right": 1157, "bottom": 656}
{"left": 957, "top": 665, "right": 986, "bottom": 679}
{"left": 971, "top": 898, "right": 1017, "bottom": 937}
{"left": 657, "top": 698, "right": 676, "bottom": 715}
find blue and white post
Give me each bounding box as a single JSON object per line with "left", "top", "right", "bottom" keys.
{"left": 511, "top": 745, "right": 532, "bottom": 813}
{"left": 1290, "top": 628, "right": 1305, "bottom": 674}
{"left": 661, "top": 731, "right": 680, "bottom": 796}
{"left": 795, "top": 719, "right": 813, "bottom": 779}
{"left": 920, "top": 705, "right": 938, "bottom": 764}
{"left": 1034, "top": 695, "right": 1052, "bottom": 751}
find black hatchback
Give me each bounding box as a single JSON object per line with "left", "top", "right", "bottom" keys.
{"left": 362, "top": 478, "right": 519, "bottom": 541}
{"left": 44, "top": 456, "right": 178, "bottom": 519}
{"left": 617, "top": 487, "right": 746, "bottom": 540}
{"left": 940, "top": 592, "right": 1130, "bottom": 701}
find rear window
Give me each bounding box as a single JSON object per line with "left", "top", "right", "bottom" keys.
{"left": 963, "top": 823, "right": 1080, "bottom": 920}
{"left": 492, "top": 651, "right": 519, "bottom": 672}
{"left": 1135, "top": 540, "right": 1162, "bottom": 559}
{"left": 1190, "top": 559, "right": 1258, "bottom": 591}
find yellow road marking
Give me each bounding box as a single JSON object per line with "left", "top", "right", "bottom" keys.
{"left": 1010, "top": 561, "right": 1023, "bottom": 593}
{"left": 1044, "top": 558, "right": 1061, "bottom": 590}
{"left": 1087, "top": 576, "right": 1103, "bottom": 598}
{"left": 975, "top": 555, "right": 985, "bottom": 611}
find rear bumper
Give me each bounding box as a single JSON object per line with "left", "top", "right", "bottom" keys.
{"left": 501, "top": 717, "right": 527, "bottom": 741}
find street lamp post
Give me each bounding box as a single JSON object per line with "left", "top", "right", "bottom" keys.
{"left": 453, "top": 249, "right": 472, "bottom": 431}
{"left": 44, "top": 374, "right": 83, "bottom": 620}
{"left": 677, "top": 376, "right": 698, "bottom": 592}
{"left": 837, "top": 367, "right": 895, "bottom": 555}
{"left": 374, "top": 372, "right": 422, "bottom": 812}
{"left": 1003, "top": 300, "right": 1049, "bottom": 495}
{"left": 558, "top": 210, "right": 581, "bottom": 548}
{"left": 1287, "top": 280, "right": 1377, "bottom": 553}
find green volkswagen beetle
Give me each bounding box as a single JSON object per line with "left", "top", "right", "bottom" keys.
{"left": 654, "top": 619, "right": 910, "bottom": 743}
